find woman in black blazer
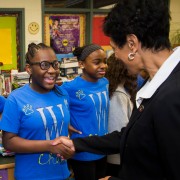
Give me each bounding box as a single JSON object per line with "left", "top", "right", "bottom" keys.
{"left": 53, "top": 0, "right": 180, "bottom": 179}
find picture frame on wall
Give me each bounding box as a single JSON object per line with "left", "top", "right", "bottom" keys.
{"left": 44, "top": 14, "right": 85, "bottom": 60}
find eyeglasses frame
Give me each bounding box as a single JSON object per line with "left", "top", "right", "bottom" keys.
{"left": 29, "top": 60, "right": 60, "bottom": 70}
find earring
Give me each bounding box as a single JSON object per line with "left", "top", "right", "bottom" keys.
{"left": 128, "top": 52, "right": 136, "bottom": 61}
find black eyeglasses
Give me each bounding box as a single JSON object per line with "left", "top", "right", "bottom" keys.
{"left": 29, "top": 60, "right": 60, "bottom": 70}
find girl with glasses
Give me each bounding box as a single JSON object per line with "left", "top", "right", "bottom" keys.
{"left": 0, "top": 43, "right": 73, "bottom": 180}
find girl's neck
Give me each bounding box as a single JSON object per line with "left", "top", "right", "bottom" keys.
{"left": 143, "top": 49, "right": 173, "bottom": 80}
{"left": 81, "top": 74, "right": 98, "bottom": 82}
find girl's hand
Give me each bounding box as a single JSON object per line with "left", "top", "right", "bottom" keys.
{"left": 68, "top": 124, "right": 82, "bottom": 136}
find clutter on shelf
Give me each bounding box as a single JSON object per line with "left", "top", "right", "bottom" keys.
{"left": 60, "top": 56, "right": 82, "bottom": 77}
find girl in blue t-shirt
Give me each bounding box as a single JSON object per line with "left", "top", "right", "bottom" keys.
{"left": 62, "top": 44, "right": 109, "bottom": 180}
{"left": 0, "top": 95, "right": 6, "bottom": 117}
{"left": 0, "top": 43, "right": 72, "bottom": 180}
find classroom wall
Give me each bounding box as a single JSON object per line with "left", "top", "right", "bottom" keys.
{"left": 0, "top": 0, "right": 179, "bottom": 49}
{"left": 170, "top": 0, "right": 180, "bottom": 44}
{"left": 0, "top": 0, "right": 42, "bottom": 51}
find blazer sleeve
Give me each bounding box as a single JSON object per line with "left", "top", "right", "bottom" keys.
{"left": 73, "top": 130, "right": 122, "bottom": 155}
{"left": 153, "top": 84, "right": 180, "bottom": 179}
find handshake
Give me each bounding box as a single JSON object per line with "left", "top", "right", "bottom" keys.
{"left": 50, "top": 136, "right": 112, "bottom": 180}
{"left": 51, "top": 136, "right": 75, "bottom": 160}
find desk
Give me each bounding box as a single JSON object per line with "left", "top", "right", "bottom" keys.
{"left": 0, "top": 156, "right": 15, "bottom": 180}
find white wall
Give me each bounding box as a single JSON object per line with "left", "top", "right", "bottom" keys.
{"left": 0, "top": 0, "right": 42, "bottom": 51}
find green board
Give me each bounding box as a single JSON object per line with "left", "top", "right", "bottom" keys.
{"left": 0, "top": 17, "right": 17, "bottom": 70}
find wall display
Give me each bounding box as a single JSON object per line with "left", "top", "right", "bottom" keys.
{"left": 0, "top": 16, "right": 17, "bottom": 70}
{"left": 28, "top": 22, "right": 39, "bottom": 35}
{"left": 92, "top": 14, "right": 111, "bottom": 51}
{"left": 92, "top": 15, "right": 110, "bottom": 45}
{"left": 44, "top": 14, "right": 85, "bottom": 56}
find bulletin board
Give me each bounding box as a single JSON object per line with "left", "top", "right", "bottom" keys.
{"left": 0, "top": 17, "right": 17, "bottom": 70}
{"left": 92, "top": 15, "right": 111, "bottom": 51}
{"left": 44, "top": 14, "right": 85, "bottom": 59}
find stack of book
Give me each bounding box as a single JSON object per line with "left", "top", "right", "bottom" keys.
{"left": 11, "top": 71, "right": 29, "bottom": 90}
{"left": 60, "top": 57, "right": 80, "bottom": 77}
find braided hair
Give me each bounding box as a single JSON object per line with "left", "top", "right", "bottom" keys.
{"left": 25, "top": 43, "right": 51, "bottom": 64}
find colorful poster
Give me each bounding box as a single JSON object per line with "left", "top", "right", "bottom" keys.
{"left": 49, "top": 16, "right": 80, "bottom": 54}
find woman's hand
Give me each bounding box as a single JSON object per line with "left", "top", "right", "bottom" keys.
{"left": 50, "top": 142, "right": 74, "bottom": 159}
{"left": 51, "top": 136, "right": 75, "bottom": 159}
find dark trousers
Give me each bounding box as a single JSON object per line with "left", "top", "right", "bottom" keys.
{"left": 106, "top": 163, "right": 120, "bottom": 177}
{"left": 68, "top": 157, "right": 107, "bottom": 180}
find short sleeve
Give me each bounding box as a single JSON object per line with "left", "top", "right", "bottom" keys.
{"left": 0, "top": 96, "right": 6, "bottom": 113}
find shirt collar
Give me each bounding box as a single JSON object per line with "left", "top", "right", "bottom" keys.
{"left": 136, "top": 46, "right": 180, "bottom": 108}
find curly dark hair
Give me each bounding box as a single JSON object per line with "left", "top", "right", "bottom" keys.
{"left": 105, "top": 53, "right": 137, "bottom": 103}
{"left": 103, "top": 0, "right": 171, "bottom": 51}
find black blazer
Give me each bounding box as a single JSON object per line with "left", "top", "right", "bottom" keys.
{"left": 73, "top": 62, "right": 180, "bottom": 180}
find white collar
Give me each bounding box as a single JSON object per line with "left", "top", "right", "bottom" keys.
{"left": 136, "top": 46, "right": 180, "bottom": 108}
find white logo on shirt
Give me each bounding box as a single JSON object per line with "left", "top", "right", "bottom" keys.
{"left": 22, "top": 104, "right": 34, "bottom": 115}
{"left": 76, "top": 90, "right": 86, "bottom": 100}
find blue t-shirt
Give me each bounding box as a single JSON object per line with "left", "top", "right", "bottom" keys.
{"left": 0, "top": 84, "right": 70, "bottom": 180}
{"left": 137, "top": 74, "right": 145, "bottom": 89}
{"left": 0, "top": 95, "right": 6, "bottom": 113}
{"left": 62, "top": 76, "right": 109, "bottom": 161}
